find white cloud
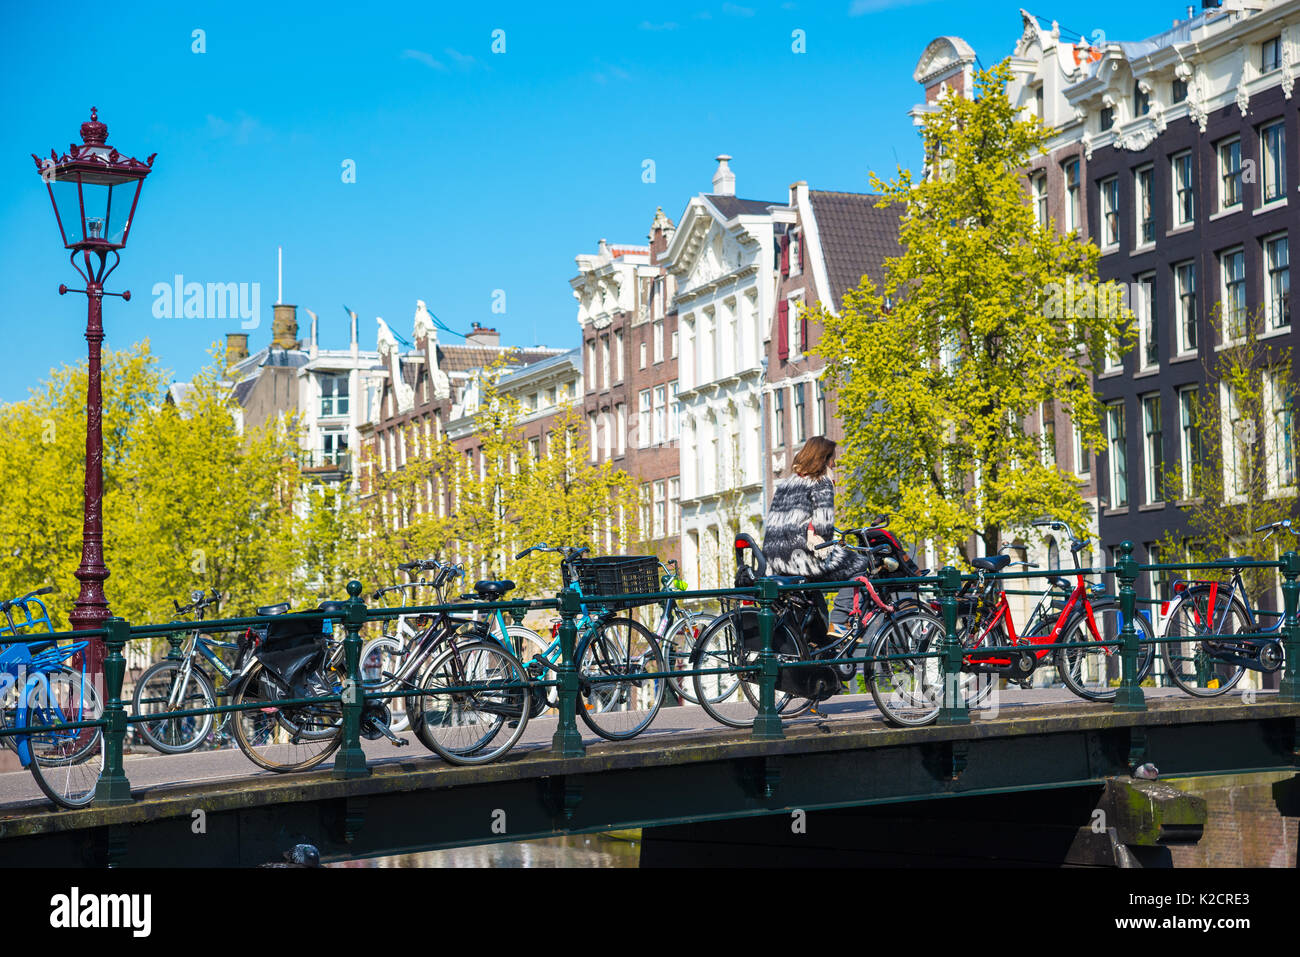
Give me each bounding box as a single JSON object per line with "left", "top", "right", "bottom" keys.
{"left": 848, "top": 0, "right": 936, "bottom": 14}
{"left": 639, "top": 20, "right": 679, "bottom": 30}
{"left": 401, "top": 49, "right": 447, "bottom": 71}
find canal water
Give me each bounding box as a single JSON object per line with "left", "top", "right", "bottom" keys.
{"left": 326, "top": 831, "right": 641, "bottom": 868}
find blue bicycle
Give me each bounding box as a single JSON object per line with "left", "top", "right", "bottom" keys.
{"left": 514, "top": 544, "right": 666, "bottom": 741}
{"left": 0, "top": 587, "right": 104, "bottom": 809}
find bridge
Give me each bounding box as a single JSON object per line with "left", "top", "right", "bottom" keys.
{"left": 0, "top": 542, "right": 1298, "bottom": 867}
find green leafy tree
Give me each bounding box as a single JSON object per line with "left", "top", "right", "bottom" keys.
{"left": 1157, "top": 307, "right": 1299, "bottom": 595}
{"left": 812, "top": 60, "right": 1133, "bottom": 563}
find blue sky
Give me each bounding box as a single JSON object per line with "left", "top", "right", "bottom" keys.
{"left": 0, "top": 0, "right": 1187, "bottom": 401}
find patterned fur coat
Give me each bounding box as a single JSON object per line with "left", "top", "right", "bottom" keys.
{"left": 761, "top": 473, "right": 862, "bottom": 581}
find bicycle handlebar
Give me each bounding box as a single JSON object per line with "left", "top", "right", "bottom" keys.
{"left": 1255, "top": 519, "right": 1296, "bottom": 540}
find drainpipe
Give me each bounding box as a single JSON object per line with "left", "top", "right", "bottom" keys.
{"left": 760, "top": 355, "right": 770, "bottom": 533}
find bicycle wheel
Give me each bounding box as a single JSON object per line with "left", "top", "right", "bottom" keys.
{"left": 26, "top": 668, "right": 105, "bottom": 809}
{"left": 359, "top": 636, "right": 410, "bottom": 732}
{"left": 230, "top": 664, "right": 342, "bottom": 772}
{"left": 691, "top": 610, "right": 801, "bottom": 729}
{"left": 1055, "top": 601, "right": 1156, "bottom": 701}
{"left": 575, "top": 617, "right": 665, "bottom": 740}
{"left": 1162, "top": 592, "right": 1249, "bottom": 697}
{"left": 868, "top": 607, "right": 945, "bottom": 727}
{"left": 662, "top": 611, "right": 715, "bottom": 704}
{"left": 412, "top": 641, "right": 529, "bottom": 764}
{"left": 133, "top": 659, "right": 216, "bottom": 754}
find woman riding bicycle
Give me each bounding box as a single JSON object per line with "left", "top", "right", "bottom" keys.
{"left": 762, "top": 436, "right": 868, "bottom": 639}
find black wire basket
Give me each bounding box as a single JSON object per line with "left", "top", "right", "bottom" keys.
{"left": 566, "top": 556, "right": 661, "bottom": 610}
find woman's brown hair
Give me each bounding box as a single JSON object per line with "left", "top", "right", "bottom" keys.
{"left": 791, "top": 435, "right": 836, "bottom": 479}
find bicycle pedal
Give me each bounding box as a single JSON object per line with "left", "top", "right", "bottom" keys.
{"left": 392, "top": 736, "right": 409, "bottom": 747}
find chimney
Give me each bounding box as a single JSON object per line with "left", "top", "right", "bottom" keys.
{"left": 225, "top": 333, "right": 249, "bottom": 370}
{"left": 272, "top": 303, "right": 299, "bottom": 350}
{"left": 466, "top": 322, "right": 500, "bottom": 347}
{"left": 712, "top": 154, "right": 735, "bottom": 196}
{"left": 647, "top": 206, "right": 676, "bottom": 261}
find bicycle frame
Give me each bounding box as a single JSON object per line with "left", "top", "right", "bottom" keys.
{"left": 965, "top": 569, "right": 1103, "bottom": 669}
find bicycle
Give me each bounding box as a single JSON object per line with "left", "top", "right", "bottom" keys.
{"left": 132, "top": 589, "right": 241, "bottom": 754}
{"left": 1158, "top": 519, "right": 1293, "bottom": 696}
{"left": 359, "top": 558, "right": 536, "bottom": 766}
{"left": 647, "top": 560, "right": 716, "bottom": 705}
{"left": 873, "top": 518, "right": 1157, "bottom": 727}
{"left": 692, "top": 527, "right": 944, "bottom": 729}
{"left": 514, "top": 544, "right": 666, "bottom": 741}
{"left": 0, "top": 587, "right": 104, "bottom": 809}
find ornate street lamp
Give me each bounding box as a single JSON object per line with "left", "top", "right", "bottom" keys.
{"left": 32, "top": 108, "right": 154, "bottom": 677}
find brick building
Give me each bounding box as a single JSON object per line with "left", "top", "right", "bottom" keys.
{"left": 571, "top": 208, "right": 682, "bottom": 563}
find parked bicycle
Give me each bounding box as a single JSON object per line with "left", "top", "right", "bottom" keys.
{"left": 651, "top": 560, "right": 717, "bottom": 705}
{"left": 514, "top": 544, "right": 666, "bottom": 740}
{"left": 1159, "top": 519, "right": 1293, "bottom": 696}
{"left": 873, "top": 518, "right": 1157, "bottom": 727}
{"left": 0, "top": 587, "right": 103, "bottom": 808}
{"left": 132, "top": 589, "right": 243, "bottom": 754}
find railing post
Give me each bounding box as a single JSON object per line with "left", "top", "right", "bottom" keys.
{"left": 165, "top": 632, "right": 183, "bottom": 660}
{"left": 1112, "top": 540, "right": 1147, "bottom": 713}
{"left": 332, "top": 580, "right": 371, "bottom": 779}
{"left": 751, "top": 578, "right": 784, "bottom": 741}
{"left": 94, "top": 617, "right": 133, "bottom": 804}
{"left": 551, "top": 588, "right": 586, "bottom": 758}
{"left": 935, "top": 565, "right": 969, "bottom": 727}
{"left": 1278, "top": 550, "right": 1300, "bottom": 702}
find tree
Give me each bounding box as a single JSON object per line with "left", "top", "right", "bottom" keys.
{"left": 812, "top": 60, "right": 1133, "bottom": 563}
{"left": 359, "top": 366, "right": 641, "bottom": 599}
{"left": 1156, "top": 307, "right": 1299, "bottom": 595}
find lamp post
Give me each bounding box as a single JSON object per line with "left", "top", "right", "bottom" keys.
{"left": 32, "top": 108, "right": 154, "bottom": 678}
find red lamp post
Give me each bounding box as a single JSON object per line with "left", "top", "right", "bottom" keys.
{"left": 32, "top": 108, "right": 154, "bottom": 678}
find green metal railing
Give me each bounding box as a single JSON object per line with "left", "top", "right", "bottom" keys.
{"left": 2, "top": 539, "right": 1298, "bottom": 808}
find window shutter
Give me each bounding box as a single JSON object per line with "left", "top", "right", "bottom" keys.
{"left": 800, "top": 303, "right": 810, "bottom": 355}
{"left": 777, "top": 299, "right": 789, "bottom": 360}
{"left": 780, "top": 236, "right": 789, "bottom": 277}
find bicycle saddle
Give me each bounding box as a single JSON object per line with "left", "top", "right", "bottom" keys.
{"left": 317, "top": 600, "right": 348, "bottom": 613}
{"left": 971, "top": 555, "right": 1012, "bottom": 573}
{"left": 257, "top": 602, "right": 290, "bottom": 616}
{"left": 474, "top": 579, "right": 516, "bottom": 599}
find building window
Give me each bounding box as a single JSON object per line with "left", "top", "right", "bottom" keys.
{"left": 586, "top": 340, "right": 597, "bottom": 392}
{"left": 1261, "top": 121, "right": 1286, "bottom": 202}
{"left": 774, "top": 389, "right": 786, "bottom": 448}
{"left": 1172, "top": 76, "right": 1188, "bottom": 103}
{"left": 788, "top": 296, "right": 803, "bottom": 355}
{"left": 528, "top": 437, "right": 540, "bottom": 463}
{"left": 1265, "top": 233, "right": 1290, "bottom": 330}
{"left": 668, "top": 478, "right": 680, "bottom": 534}
{"left": 815, "top": 379, "right": 827, "bottom": 435}
{"left": 1137, "top": 272, "right": 1157, "bottom": 369}
{"left": 1222, "top": 382, "right": 1252, "bottom": 499}
{"left": 1134, "top": 80, "right": 1150, "bottom": 117}
{"left": 1171, "top": 151, "right": 1194, "bottom": 226}
{"left": 1263, "top": 35, "right": 1282, "bottom": 72}
{"left": 600, "top": 335, "right": 611, "bottom": 390}
{"left": 1100, "top": 105, "right": 1114, "bottom": 131}
{"left": 614, "top": 330, "right": 624, "bottom": 383}
{"left": 1032, "top": 172, "right": 1047, "bottom": 227}
{"left": 1041, "top": 402, "right": 1056, "bottom": 466}
{"left": 1107, "top": 402, "right": 1128, "bottom": 508}
{"left": 639, "top": 341, "right": 647, "bottom": 369}
{"left": 653, "top": 321, "right": 665, "bottom": 363}
{"left": 320, "top": 374, "right": 350, "bottom": 417}
{"left": 653, "top": 480, "right": 666, "bottom": 539}
{"left": 322, "top": 429, "right": 348, "bottom": 465}
{"left": 637, "top": 390, "right": 651, "bottom": 448}
{"left": 1064, "top": 159, "right": 1080, "bottom": 232}
{"left": 1034, "top": 83, "right": 1044, "bottom": 119}
{"left": 653, "top": 386, "right": 667, "bottom": 444}
{"left": 1266, "top": 367, "right": 1297, "bottom": 491}
{"left": 669, "top": 381, "right": 680, "bottom": 439}
{"left": 789, "top": 230, "right": 802, "bottom": 277}
{"left": 1174, "top": 261, "right": 1198, "bottom": 355}
{"left": 1221, "top": 247, "right": 1247, "bottom": 341}
{"left": 793, "top": 382, "right": 807, "bottom": 444}
{"left": 1219, "top": 138, "right": 1243, "bottom": 211}
{"left": 588, "top": 412, "right": 598, "bottom": 462}
{"left": 638, "top": 484, "right": 651, "bottom": 537}
{"left": 670, "top": 330, "right": 678, "bottom": 358}
{"left": 616, "top": 403, "right": 626, "bottom": 456}
{"left": 1142, "top": 393, "right": 1163, "bottom": 504}
{"left": 1135, "top": 166, "right": 1154, "bottom": 246}
{"left": 1100, "top": 176, "right": 1120, "bottom": 247}
{"left": 1072, "top": 417, "right": 1090, "bottom": 477}
{"left": 1179, "top": 386, "right": 1201, "bottom": 500}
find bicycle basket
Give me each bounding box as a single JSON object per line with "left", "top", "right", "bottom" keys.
{"left": 567, "top": 556, "right": 660, "bottom": 610}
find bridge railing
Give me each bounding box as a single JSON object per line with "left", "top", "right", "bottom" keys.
{"left": 5, "top": 540, "right": 1298, "bottom": 809}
